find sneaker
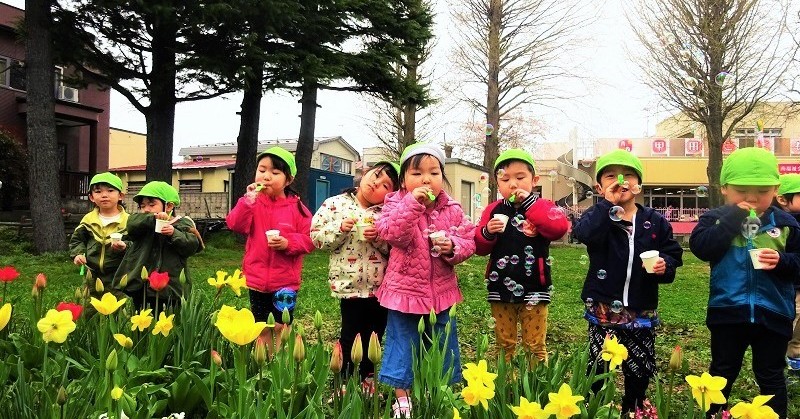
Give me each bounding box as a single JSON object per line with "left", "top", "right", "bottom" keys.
{"left": 788, "top": 357, "right": 800, "bottom": 374}
{"left": 392, "top": 396, "right": 412, "bottom": 418}
{"left": 361, "top": 376, "right": 376, "bottom": 396}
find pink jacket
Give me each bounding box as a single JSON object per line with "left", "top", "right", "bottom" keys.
{"left": 375, "top": 190, "right": 476, "bottom": 314}
{"left": 226, "top": 194, "right": 314, "bottom": 292}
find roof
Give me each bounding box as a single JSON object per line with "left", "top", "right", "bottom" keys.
{"left": 111, "top": 159, "right": 236, "bottom": 172}
{"left": 177, "top": 136, "right": 360, "bottom": 160}
{"left": 0, "top": 4, "right": 24, "bottom": 31}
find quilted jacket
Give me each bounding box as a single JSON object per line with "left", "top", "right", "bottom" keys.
{"left": 69, "top": 206, "right": 129, "bottom": 286}
{"left": 375, "top": 190, "right": 476, "bottom": 314}
{"left": 311, "top": 193, "right": 389, "bottom": 298}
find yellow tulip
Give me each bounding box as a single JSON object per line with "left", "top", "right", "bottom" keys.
{"left": 685, "top": 372, "right": 727, "bottom": 412}
{"left": 95, "top": 278, "right": 104, "bottom": 293}
{"left": 207, "top": 270, "right": 228, "bottom": 290}
{"left": 668, "top": 345, "right": 683, "bottom": 372}
{"left": 130, "top": 309, "right": 153, "bottom": 332}
{"left": 293, "top": 334, "right": 305, "bottom": 362}
{"left": 37, "top": 309, "right": 77, "bottom": 343}
{"left": 110, "top": 386, "right": 123, "bottom": 401}
{"left": 253, "top": 338, "right": 267, "bottom": 366}
{"left": 544, "top": 383, "right": 584, "bottom": 419}
{"left": 367, "top": 331, "right": 381, "bottom": 364}
{"left": 600, "top": 334, "right": 629, "bottom": 371}
{"left": 0, "top": 303, "right": 11, "bottom": 331}
{"left": 351, "top": 333, "right": 363, "bottom": 364}
{"left": 90, "top": 293, "right": 127, "bottom": 316}
{"left": 214, "top": 305, "right": 266, "bottom": 346}
{"left": 226, "top": 269, "right": 246, "bottom": 297}
{"left": 113, "top": 333, "right": 133, "bottom": 349}
{"left": 152, "top": 312, "right": 175, "bottom": 337}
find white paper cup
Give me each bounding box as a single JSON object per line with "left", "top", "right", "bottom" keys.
{"left": 492, "top": 214, "right": 510, "bottom": 232}
{"left": 155, "top": 219, "right": 169, "bottom": 233}
{"left": 429, "top": 231, "right": 446, "bottom": 244}
{"left": 110, "top": 233, "right": 122, "bottom": 243}
{"left": 355, "top": 223, "right": 370, "bottom": 241}
{"left": 640, "top": 250, "right": 660, "bottom": 273}
{"left": 266, "top": 229, "right": 281, "bottom": 241}
{"left": 749, "top": 249, "right": 765, "bottom": 269}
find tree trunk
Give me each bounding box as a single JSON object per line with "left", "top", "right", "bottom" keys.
{"left": 401, "top": 54, "right": 419, "bottom": 151}
{"left": 233, "top": 65, "right": 264, "bottom": 201}
{"left": 294, "top": 79, "right": 319, "bottom": 202}
{"left": 705, "top": 118, "right": 724, "bottom": 208}
{"left": 145, "top": 12, "right": 178, "bottom": 183}
{"left": 25, "top": 0, "right": 66, "bottom": 252}
{"left": 484, "top": 0, "right": 502, "bottom": 199}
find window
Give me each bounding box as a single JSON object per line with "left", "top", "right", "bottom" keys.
{"left": 127, "top": 181, "right": 146, "bottom": 195}
{"left": 734, "top": 128, "right": 781, "bottom": 147}
{"left": 643, "top": 186, "right": 709, "bottom": 220}
{"left": 320, "top": 153, "right": 352, "bottom": 174}
{"left": 179, "top": 180, "right": 203, "bottom": 193}
{"left": 460, "top": 181, "right": 474, "bottom": 218}
{"left": 0, "top": 56, "right": 26, "bottom": 90}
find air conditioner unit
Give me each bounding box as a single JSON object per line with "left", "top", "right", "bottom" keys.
{"left": 58, "top": 85, "right": 79, "bottom": 102}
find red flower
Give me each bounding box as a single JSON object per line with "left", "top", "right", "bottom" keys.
{"left": 35, "top": 273, "right": 47, "bottom": 289}
{"left": 56, "top": 302, "right": 83, "bottom": 321}
{"left": 148, "top": 271, "right": 170, "bottom": 292}
{"left": 0, "top": 266, "right": 20, "bottom": 283}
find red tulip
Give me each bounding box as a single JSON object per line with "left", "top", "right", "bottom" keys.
{"left": 56, "top": 302, "right": 83, "bottom": 321}
{"left": 0, "top": 266, "right": 20, "bottom": 283}
{"left": 148, "top": 271, "right": 170, "bottom": 292}
{"left": 35, "top": 273, "right": 47, "bottom": 289}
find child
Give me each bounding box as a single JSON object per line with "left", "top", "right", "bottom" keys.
{"left": 776, "top": 173, "right": 800, "bottom": 375}
{"left": 70, "top": 172, "right": 129, "bottom": 291}
{"left": 573, "top": 149, "right": 682, "bottom": 414}
{"left": 311, "top": 161, "right": 400, "bottom": 385}
{"left": 691, "top": 148, "right": 800, "bottom": 418}
{"left": 113, "top": 181, "right": 203, "bottom": 310}
{"left": 226, "top": 147, "right": 314, "bottom": 334}
{"left": 474, "top": 149, "right": 568, "bottom": 362}
{"left": 374, "top": 142, "right": 475, "bottom": 418}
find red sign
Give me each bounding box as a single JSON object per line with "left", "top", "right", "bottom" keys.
{"left": 651, "top": 139, "right": 667, "bottom": 155}
{"left": 685, "top": 138, "right": 703, "bottom": 155}
{"left": 779, "top": 164, "right": 800, "bottom": 174}
{"left": 618, "top": 140, "right": 632, "bottom": 152}
{"left": 721, "top": 139, "right": 737, "bottom": 155}
{"left": 756, "top": 136, "right": 774, "bottom": 152}
{"left": 791, "top": 139, "right": 800, "bottom": 156}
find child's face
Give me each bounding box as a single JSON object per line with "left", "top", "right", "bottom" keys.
{"left": 497, "top": 161, "right": 539, "bottom": 200}
{"left": 722, "top": 185, "right": 777, "bottom": 214}
{"left": 138, "top": 197, "right": 174, "bottom": 214}
{"left": 777, "top": 194, "right": 800, "bottom": 212}
{"left": 596, "top": 165, "right": 639, "bottom": 204}
{"left": 89, "top": 184, "right": 122, "bottom": 211}
{"left": 402, "top": 155, "right": 443, "bottom": 196}
{"left": 358, "top": 167, "right": 395, "bottom": 205}
{"left": 254, "top": 156, "right": 291, "bottom": 197}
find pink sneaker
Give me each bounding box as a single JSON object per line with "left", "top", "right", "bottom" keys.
{"left": 392, "top": 396, "right": 412, "bottom": 418}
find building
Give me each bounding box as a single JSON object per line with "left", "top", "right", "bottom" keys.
{"left": 0, "top": 2, "right": 111, "bottom": 203}
{"left": 109, "top": 127, "right": 146, "bottom": 169}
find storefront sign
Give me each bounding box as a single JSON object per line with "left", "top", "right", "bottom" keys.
{"left": 721, "top": 139, "right": 737, "bottom": 155}
{"left": 618, "top": 139, "right": 632, "bottom": 152}
{"left": 651, "top": 139, "right": 668, "bottom": 155}
{"left": 684, "top": 138, "right": 703, "bottom": 155}
{"left": 779, "top": 163, "right": 800, "bottom": 174}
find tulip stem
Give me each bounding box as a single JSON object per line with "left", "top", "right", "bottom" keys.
{"left": 236, "top": 345, "right": 247, "bottom": 417}
{"left": 41, "top": 342, "right": 49, "bottom": 384}
{"left": 665, "top": 370, "right": 675, "bottom": 418}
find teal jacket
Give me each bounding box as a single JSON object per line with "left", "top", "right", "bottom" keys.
{"left": 68, "top": 207, "right": 129, "bottom": 285}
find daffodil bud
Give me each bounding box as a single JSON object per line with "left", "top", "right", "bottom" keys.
{"left": 266, "top": 312, "right": 276, "bottom": 328}
{"left": 314, "top": 310, "right": 323, "bottom": 332}
{"left": 351, "top": 333, "right": 363, "bottom": 364}
{"left": 281, "top": 307, "right": 291, "bottom": 325}
{"left": 669, "top": 345, "right": 683, "bottom": 372}
{"left": 330, "top": 341, "right": 343, "bottom": 373}
{"left": 254, "top": 337, "right": 267, "bottom": 366}
{"left": 106, "top": 349, "right": 118, "bottom": 371}
{"left": 211, "top": 349, "right": 222, "bottom": 367}
{"left": 57, "top": 386, "right": 67, "bottom": 406}
{"left": 118, "top": 274, "right": 129, "bottom": 288}
{"left": 429, "top": 308, "right": 437, "bottom": 326}
{"left": 368, "top": 331, "right": 381, "bottom": 364}
{"left": 95, "top": 278, "right": 104, "bottom": 293}
{"left": 418, "top": 317, "right": 425, "bottom": 335}
{"left": 140, "top": 266, "right": 149, "bottom": 281}
{"left": 293, "top": 334, "right": 305, "bottom": 362}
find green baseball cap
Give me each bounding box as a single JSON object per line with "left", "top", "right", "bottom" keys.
{"left": 374, "top": 160, "right": 400, "bottom": 177}
{"left": 778, "top": 174, "right": 800, "bottom": 195}
{"left": 494, "top": 149, "right": 536, "bottom": 172}
{"left": 134, "top": 181, "right": 181, "bottom": 207}
{"left": 720, "top": 147, "right": 779, "bottom": 186}
{"left": 89, "top": 172, "right": 123, "bottom": 192}
{"left": 256, "top": 146, "right": 297, "bottom": 177}
{"left": 595, "top": 149, "right": 644, "bottom": 183}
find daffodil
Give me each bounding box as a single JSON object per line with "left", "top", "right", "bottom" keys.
{"left": 462, "top": 381, "right": 495, "bottom": 410}
{"left": 207, "top": 271, "right": 228, "bottom": 289}
{"left": 0, "top": 303, "right": 11, "bottom": 331}
{"left": 90, "top": 293, "right": 127, "bottom": 316}
{"left": 113, "top": 333, "right": 133, "bottom": 349}
{"left": 462, "top": 359, "right": 498, "bottom": 390}
{"left": 152, "top": 312, "right": 175, "bottom": 337}
{"left": 685, "top": 372, "right": 727, "bottom": 412}
{"left": 511, "top": 396, "right": 549, "bottom": 419}
{"left": 226, "top": 269, "right": 246, "bottom": 297}
{"left": 600, "top": 334, "right": 628, "bottom": 371}
{"left": 110, "top": 386, "right": 123, "bottom": 401}
{"left": 729, "top": 395, "right": 777, "bottom": 419}
{"left": 130, "top": 309, "right": 153, "bottom": 332}
{"left": 214, "top": 305, "right": 266, "bottom": 346}
{"left": 544, "top": 383, "right": 584, "bottom": 419}
{"left": 452, "top": 407, "right": 461, "bottom": 419}
{"left": 37, "top": 309, "right": 77, "bottom": 343}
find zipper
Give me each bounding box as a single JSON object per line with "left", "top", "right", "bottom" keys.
{"left": 99, "top": 236, "right": 106, "bottom": 274}
{"left": 622, "top": 214, "right": 636, "bottom": 306}
{"left": 428, "top": 211, "right": 438, "bottom": 309}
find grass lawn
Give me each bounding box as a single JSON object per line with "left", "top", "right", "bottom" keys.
{"left": 1, "top": 227, "right": 797, "bottom": 415}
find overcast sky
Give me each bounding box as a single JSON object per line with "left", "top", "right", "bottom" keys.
{"left": 6, "top": 0, "right": 670, "bottom": 160}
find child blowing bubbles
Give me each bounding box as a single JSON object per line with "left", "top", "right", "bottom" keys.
{"left": 775, "top": 173, "right": 800, "bottom": 375}
{"left": 474, "top": 149, "right": 569, "bottom": 363}
{"left": 374, "top": 143, "right": 475, "bottom": 418}
{"left": 690, "top": 148, "right": 800, "bottom": 418}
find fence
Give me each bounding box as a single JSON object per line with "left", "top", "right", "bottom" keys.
{"left": 561, "top": 206, "right": 710, "bottom": 222}
{"left": 122, "top": 192, "right": 229, "bottom": 219}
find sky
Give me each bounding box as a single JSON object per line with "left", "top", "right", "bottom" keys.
{"left": 6, "top": 0, "right": 669, "bottom": 161}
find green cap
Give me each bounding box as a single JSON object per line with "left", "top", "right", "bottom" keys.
{"left": 779, "top": 174, "right": 800, "bottom": 196}
{"left": 399, "top": 142, "right": 445, "bottom": 167}
{"left": 256, "top": 146, "right": 297, "bottom": 177}
{"left": 494, "top": 149, "right": 536, "bottom": 172}
{"left": 595, "top": 149, "right": 644, "bottom": 183}
{"left": 89, "top": 172, "right": 123, "bottom": 192}
{"left": 720, "top": 147, "right": 779, "bottom": 186}
{"left": 374, "top": 160, "right": 401, "bottom": 177}
{"left": 133, "top": 181, "right": 181, "bottom": 207}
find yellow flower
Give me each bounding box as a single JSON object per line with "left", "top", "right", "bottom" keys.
{"left": 152, "top": 312, "right": 175, "bottom": 337}
{"left": 0, "top": 303, "right": 11, "bottom": 331}
{"left": 113, "top": 333, "right": 133, "bottom": 349}
{"left": 214, "top": 305, "right": 266, "bottom": 346}
{"left": 511, "top": 396, "right": 549, "bottom": 419}
{"left": 37, "top": 309, "right": 77, "bottom": 343}
{"left": 226, "top": 269, "right": 246, "bottom": 297}
{"left": 462, "top": 381, "right": 495, "bottom": 410}
{"left": 729, "top": 395, "right": 777, "bottom": 419}
{"left": 110, "top": 386, "right": 123, "bottom": 401}
{"left": 207, "top": 270, "right": 228, "bottom": 289}
{"left": 452, "top": 407, "right": 461, "bottom": 419}
{"left": 90, "top": 293, "right": 127, "bottom": 316}
{"left": 130, "top": 309, "right": 153, "bottom": 332}
{"left": 685, "top": 372, "right": 727, "bottom": 412}
{"left": 462, "top": 359, "right": 498, "bottom": 390}
{"left": 600, "top": 334, "right": 628, "bottom": 371}
{"left": 544, "top": 383, "right": 584, "bottom": 419}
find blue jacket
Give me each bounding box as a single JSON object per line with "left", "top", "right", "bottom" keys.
{"left": 690, "top": 205, "right": 800, "bottom": 338}
{"left": 574, "top": 200, "right": 683, "bottom": 310}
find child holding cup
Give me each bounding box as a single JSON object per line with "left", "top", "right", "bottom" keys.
{"left": 690, "top": 148, "right": 800, "bottom": 418}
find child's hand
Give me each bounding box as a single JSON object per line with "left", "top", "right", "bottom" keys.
{"left": 245, "top": 183, "right": 261, "bottom": 204}
{"left": 73, "top": 254, "right": 86, "bottom": 265}
{"left": 651, "top": 257, "right": 667, "bottom": 275}
{"left": 436, "top": 237, "right": 454, "bottom": 256}
{"left": 363, "top": 226, "right": 378, "bottom": 241}
{"left": 412, "top": 186, "right": 433, "bottom": 204}
{"left": 486, "top": 218, "right": 506, "bottom": 234}
{"left": 736, "top": 201, "right": 755, "bottom": 212}
{"left": 268, "top": 235, "right": 289, "bottom": 251}
{"left": 603, "top": 183, "right": 624, "bottom": 205}
{"left": 155, "top": 212, "right": 171, "bottom": 221}
{"left": 110, "top": 240, "right": 127, "bottom": 252}
{"left": 512, "top": 190, "right": 530, "bottom": 202}
{"left": 159, "top": 224, "right": 175, "bottom": 237}
{"left": 340, "top": 218, "right": 356, "bottom": 232}
{"left": 521, "top": 220, "right": 538, "bottom": 237}
{"left": 758, "top": 249, "right": 780, "bottom": 270}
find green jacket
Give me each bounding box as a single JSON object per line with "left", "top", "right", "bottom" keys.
{"left": 112, "top": 213, "right": 203, "bottom": 301}
{"left": 68, "top": 207, "right": 129, "bottom": 285}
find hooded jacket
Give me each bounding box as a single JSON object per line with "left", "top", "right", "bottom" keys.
{"left": 375, "top": 190, "right": 476, "bottom": 315}
{"left": 69, "top": 207, "right": 129, "bottom": 285}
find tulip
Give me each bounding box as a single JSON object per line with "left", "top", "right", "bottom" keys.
{"left": 56, "top": 302, "right": 82, "bottom": 322}
{"left": 74, "top": 287, "right": 83, "bottom": 300}
{"left": 148, "top": 271, "right": 170, "bottom": 292}
{"left": 113, "top": 333, "right": 133, "bottom": 349}
{"left": 330, "top": 341, "right": 343, "bottom": 373}
{"left": 179, "top": 268, "right": 186, "bottom": 285}
{"left": 429, "top": 308, "right": 437, "bottom": 326}
{"left": 266, "top": 312, "right": 276, "bottom": 328}
{"left": 0, "top": 303, "right": 11, "bottom": 331}
{"left": 95, "top": 278, "right": 104, "bottom": 293}
{"left": 280, "top": 325, "right": 291, "bottom": 345}
{"left": 211, "top": 349, "right": 223, "bottom": 367}
{"left": 351, "top": 333, "right": 363, "bottom": 365}
{"left": 281, "top": 307, "right": 291, "bottom": 324}
{"left": 37, "top": 309, "right": 76, "bottom": 343}
{"left": 90, "top": 293, "right": 127, "bottom": 316}
{"left": 118, "top": 274, "right": 129, "bottom": 288}
{"left": 110, "top": 386, "right": 123, "bottom": 401}
{"left": 106, "top": 349, "right": 118, "bottom": 371}
{"left": 669, "top": 345, "right": 683, "bottom": 372}
{"left": 254, "top": 337, "right": 267, "bottom": 366}
{"left": 214, "top": 305, "right": 267, "bottom": 346}
{"left": 0, "top": 266, "right": 20, "bottom": 282}
{"left": 140, "top": 266, "right": 149, "bottom": 281}
{"left": 368, "top": 331, "right": 381, "bottom": 364}
{"left": 34, "top": 273, "right": 47, "bottom": 289}
{"left": 57, "top": 386, "right": 67, "bottom": 406}
{"left": 313, "top": 310, "right": 323, "bottom": 332}
{"left": 293, "top": 334, "right": 305, "bottom": 362}
{"left": 417, "top": 317, "right": 425, "bottom": 335}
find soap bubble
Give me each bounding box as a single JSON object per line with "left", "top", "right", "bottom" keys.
{"left": 696, "top": 185, "right": 708, "bottom": 197}
{"left": 643, "top": 221, "right": 652, "bottom": 229}
{"left": 609, "top": 206, "right": 625, "bottom": 222}
{"left": 489, "top": 271, "right": 499, "bottom": 282}
{"left": 581, "top": 160, "right": 593, "bottom": 168}
{"left": 510, "top": 254, "right": 520, "bottom": 265}
{"left": 525, "top": 255, "right": 535, "bottom": 265}
{"left": 679, "top": 49, "right": 692, "bottom": 62}
{"left": 473, "top": 193, "right": 481, "bottom": 203}
{"left": 579, "top": 255, "right": 589, "bottom": 265}
{"left": 630, "top": 184, "right": 642, "bottom": 195}
{"left": 566, "top": 177, "right": 576, "bottom": 187}
{"left": 430, "top": 210, "right": 439, "bottom": 220}
{"left": 524, "top": 245, "right": 533, "bottom": 254}
{"left": 585, "top": 190, "right": 594, "bottom": 200}
{"left": 512, "top": 284, "right": 525, "bottom": 297}
{"left": 525, "top": 269, "right": 532, "bottom": 276}
{"left": 497, "top": 169, "right": 505, "bottom": 178}
{"left": 487, "top": 317, "right": 496, "bottom": 329}
{"left": 545, "top": 256, "right": 554, "bottom": 266}
{"left": 496, "top": 258, "right": 507, "bottom": 269}
{"left": 485, "top": 123, "right": 494, "bottom": 136}
{"left": 503, "top": 277, "right": 512, "bottom": 286}
{"left": 610, "top": 300, "right": 624, "bottom": 313}
{"left": 530, "top": 295, "right": 540, "bottom": 305}
{"left": 0, "top": 180, "right": 3, "bottom": 190}
{"left": 526, "top": 301, "right": 535, "bottom": 310}
{"left": 430, "top": 246, "right": 441, "bottom": 257}
{"left": 596, "top": 269, "right": 607, "bottom": 280}
{"left": 273, "top": 288, "right": 297, "bottom": 311}
{"left": 715, "top": 71, "right": 731, "bottom": 87}
{"left": 683, "top": 76, "right": 698, "bottom": 90}
{"left": 548, "top": 170, "right": 558, "bottom": 181}
{"left": 482, "top": 187, "right": 491, "bottom": 194}
{"left": 584, "top": 297, "right": 594, "bottom": 309}
{"left": 548, "top": 207, "right": 566, "bottom": 220}
{"left": 479, "top": 173, "right": 489, "bottom": 184}
{"left": 506, "top": 283, "right": 516, "bottom": 291}
{"left": 428, "top": 224, "right": 436, "bottom": 232}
